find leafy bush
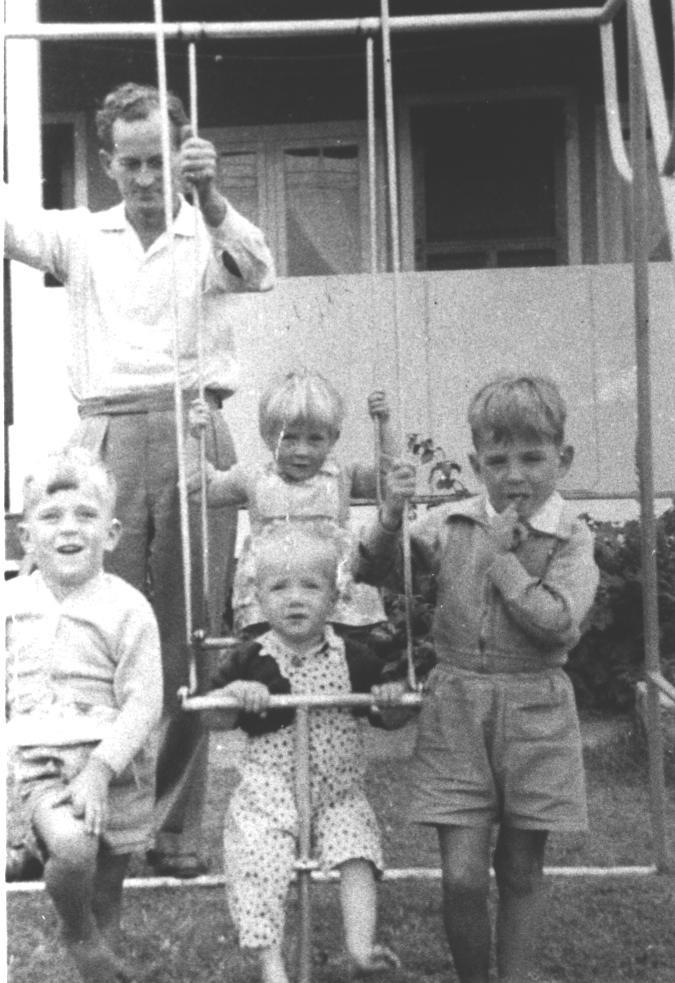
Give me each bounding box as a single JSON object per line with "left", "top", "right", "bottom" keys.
{"left": 567, "top": 505, "right": 675, "bottom": 712}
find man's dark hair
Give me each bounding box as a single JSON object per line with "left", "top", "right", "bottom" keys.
{"left": 96, "top": 82, "right": 188, "bottom": 152}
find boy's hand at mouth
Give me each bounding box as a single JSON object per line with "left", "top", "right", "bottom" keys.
{"left": 489, "top": 503, "right": 529, "bottom": 553}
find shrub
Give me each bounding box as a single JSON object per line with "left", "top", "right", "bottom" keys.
{"left": 567, "top": 505, "right": 675, "bottom": 713}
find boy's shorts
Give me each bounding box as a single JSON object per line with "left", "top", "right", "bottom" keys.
{"left": 14, "top": 742, "right": 156, "bottom": 858}
{"left": 409, "top": 665, "right": 588, "bottom": 831}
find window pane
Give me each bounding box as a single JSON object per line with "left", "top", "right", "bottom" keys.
{"left": 218, "top": 151, "right": 261, "bottom": 227}
{"left": 42, "top": 123, "right": 75, "bottom": 286}
{"left": 412, "top": 100, "right": 563, "bottom": 270}
{"left": 427, "top": 251, "right": 488, "bottom": 270}
{"left": 498, "top": 248, "right": 557, "bottom": 268}
{"left": 284, "top": 144, "right": 361, "bottom": 276}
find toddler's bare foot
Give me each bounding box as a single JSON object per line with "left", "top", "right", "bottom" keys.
{"left": 65, "top": 934, "right": 132, "bottom": 983}
{"left": 349, "top": 944, "right": 401, "bottom": 978}
{"left": 259, "top": 945, "right": 290, "bottom": 983}
{"left": 349, "top": 945, "right": 401, "bottom": 980}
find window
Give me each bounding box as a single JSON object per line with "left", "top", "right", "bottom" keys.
{"left": 42, "top": 113, "right": 87, "bottom": 285}
{"left": 205, "top": 122, "right": 385, "bottom": 277}
{"left": 400, "top": 92, "right": 580, "bottom": 271}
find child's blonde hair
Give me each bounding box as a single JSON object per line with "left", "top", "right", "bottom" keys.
{"left": 22, "top": 447, "right": 117, "bottom": 518}
{"left": 258, "top": 370, "right": 345, "bottom": 449}
{"left": 252, "top": 522, "right": 342, "bottom": 588}
{"left": 468, "top": 374, "right": 567, "bottom": 449}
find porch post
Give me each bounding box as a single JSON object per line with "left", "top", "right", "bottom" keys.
{"left": 4, "top": 0, "right": 49, "bottom": 511}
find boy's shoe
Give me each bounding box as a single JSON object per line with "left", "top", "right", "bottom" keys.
{"left": 146, "top": 850, "right": 209, "bottom": 879}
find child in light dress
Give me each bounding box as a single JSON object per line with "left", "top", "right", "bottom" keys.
{"left": 187, "top": 369, "right": 396, "bottom": 635}
{"left": 5, "top": 447, "right": 162, "bottom": 983}
{"left": 209, "top": 524, "right": 406, "bottom": 983}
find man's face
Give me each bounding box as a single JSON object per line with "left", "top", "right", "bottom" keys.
{"left": 469, "top": 435, "right": 573, "bottom": 519}
{"left": 20, "top": 483, "right": 120, "bottom": 598}
{"left": 100, "top": 110, "right": 182, "bottom": 229}
{"left": 256, "top": 552, "right": 337, "bottom": 649}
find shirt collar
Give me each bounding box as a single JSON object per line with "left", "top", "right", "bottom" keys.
{"left": 483, "top": 491, "right": 568, "bottom": 536}
{"left": 96, "top": 197, "right": 195, "bottom": 237}
{"left": 258, "top": 624, "right": 340, "bottom": 668}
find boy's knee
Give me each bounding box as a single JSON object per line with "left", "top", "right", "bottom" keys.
{"left": 493, "top": 841, "right": 543, "bottom": 897}
{"left": 441, "top": 866, "right": 490, "bottom": 904}
{"left": 36, "top": 811, "right": 98, "bottom": 871}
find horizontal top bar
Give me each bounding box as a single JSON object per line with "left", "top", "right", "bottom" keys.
{"left": 4, "top": 9, "right": 607, "bottom": 42}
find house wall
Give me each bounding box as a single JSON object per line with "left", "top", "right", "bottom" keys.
{"left": 8, "top": 264, "right": 675, "bottom": 510}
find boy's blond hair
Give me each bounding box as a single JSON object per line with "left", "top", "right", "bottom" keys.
{"left": 468, "top": 374, "right": 567, "bottom": 449}
{"left": 252, "top": 523, "right": 342, "bottom": 588}
{"left": 258, "top": 370, "right": 344, "bottom": 448}
{"left": 22, "top": 447, "right": 117, "bottom": 518}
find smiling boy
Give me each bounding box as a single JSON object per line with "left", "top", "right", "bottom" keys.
{"left": 4, "top": 81, "right": 275, "bottom": 877}
{"left": 5, "top": 448, "right": 162, "bottom": 983}
{"left": 358, "top": 374, "right": 599, "bottom": 983}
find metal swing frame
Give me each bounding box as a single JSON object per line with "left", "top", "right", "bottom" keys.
{"left": 4, "top": 4, "right": 673, "bottom": 982}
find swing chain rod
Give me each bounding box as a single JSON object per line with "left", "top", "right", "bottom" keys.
{"left": 379, "top": 0, "right": 417, "bottom": 692}
{"left": 153, "top": 0, "right": 194, "bottom": 652}
{"left": 187, "top": 40, "right": 211, "bottom": 624}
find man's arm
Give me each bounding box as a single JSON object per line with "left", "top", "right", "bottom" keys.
{"left": 180, "top": 133, "right": 275, "bottom": 292}
{"left": 3, "top": 185, "right": 76, "bottom": 283}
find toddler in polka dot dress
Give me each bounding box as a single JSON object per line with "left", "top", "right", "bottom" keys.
{"left": 209, "top": 524, "right": 406, "bottom": 983}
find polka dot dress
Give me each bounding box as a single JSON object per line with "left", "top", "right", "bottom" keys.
{"left": 223, "top": 628, "right": 383, "bottom": 949}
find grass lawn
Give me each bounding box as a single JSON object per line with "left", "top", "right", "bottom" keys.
{"left": 6, "top": 714, "right": 675, "bottom": 982}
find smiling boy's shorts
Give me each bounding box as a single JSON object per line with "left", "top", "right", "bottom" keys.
{"left": 13, "top": 741, "right": 156, "bottom": 858}
{"left": 408, "top": 664, "right": 588, "bottom": 831}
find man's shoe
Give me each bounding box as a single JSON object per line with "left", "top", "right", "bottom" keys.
{"left": 146, "top": 850, "right": 209, "bottom": 879}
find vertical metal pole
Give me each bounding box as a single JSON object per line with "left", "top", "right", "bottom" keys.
{"left": 366, "top": 34, "right": 385, "bottom": 505}
{"left": 153, "top": 0, "right": 194, "bottom": 650}
{"left": 295, "top": 706, "right": 313, "bottom": 983}
{"left": 379, "top": 0, "right": 401, "bottom": 273}
{"left": 188, "top": 42, "right": 211, "bottom": 632}
{"left": 366, "top": 35, "right": 378, "bottom": 276}
{"left": 628, "top": 3, "right": 671, "bottom": 872}
{"left": 380, "top": 0, "right": 417, "bottom": 690}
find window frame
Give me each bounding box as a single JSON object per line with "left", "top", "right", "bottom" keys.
{"left": 202, "top": 120, "right": 386, "bottom": 276}
{"left": 43, "top": 110, "right": 88, "bottom": 208}
{"left": 397, "top": 86, "right": 582, "bottom": 272}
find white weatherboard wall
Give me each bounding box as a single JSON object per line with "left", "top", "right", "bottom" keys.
{"left": 7, "top": 265, "right": 675, "bottom": 510}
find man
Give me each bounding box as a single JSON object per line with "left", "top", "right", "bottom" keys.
{"left": 4, "top": 82, "right": 275, "bottom": 877}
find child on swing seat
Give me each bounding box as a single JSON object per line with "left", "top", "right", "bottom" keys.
{"left": 357, "top": 374, "right": 600, "bottom": 983}
{"left": 5, "top": 448, "right": 162, "bottom": 983}
{"left": 209, "top": 524, "right": 405, "bottom": 983}
{"left": 187, "top": 368, "right": 396, "bottom": 637}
